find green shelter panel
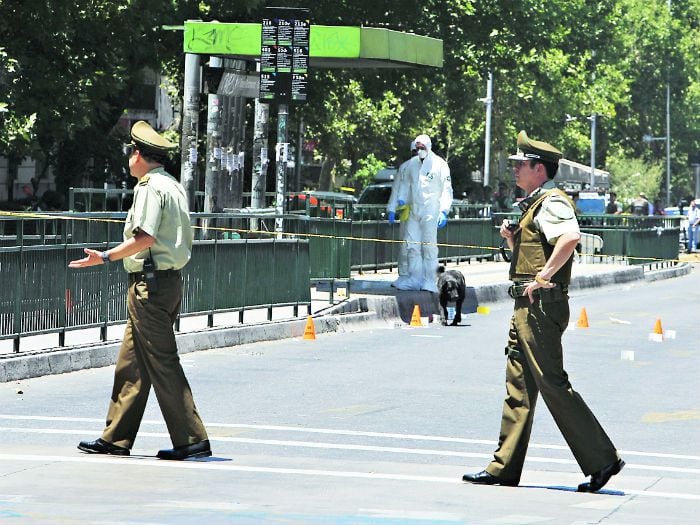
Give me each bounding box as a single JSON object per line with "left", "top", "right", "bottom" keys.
{"left": 183, "top": 21, "right": 443, "bottom": 68}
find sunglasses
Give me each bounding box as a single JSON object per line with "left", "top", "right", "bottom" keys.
{"left": 415, "top": 145, "right": 427, "bottom": 150}
{"left": 512, "top": 160, "right": 539, "bottom": 169}
{"left": 123, "top": 143, "right": 137, "bottom": 156}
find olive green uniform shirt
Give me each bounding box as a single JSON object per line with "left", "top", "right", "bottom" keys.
{"left": 530, "top": 180, "right": 580, "bottom": 244}
{"left": 123, "top": 167, "right": 193, "bottom": 273}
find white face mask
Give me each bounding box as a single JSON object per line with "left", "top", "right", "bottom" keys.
{"left": 417, "top": 149, "right": 428, "bottom": 160}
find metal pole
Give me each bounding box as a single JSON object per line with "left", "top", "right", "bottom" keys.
{"left": 666, "top": 0, "right": 672, "bottom": 206}
{"left": 274, "top": 103, "right": 289, "bottom": 235}
{"left": 181, "top": 53, "right": 201, "bottom": 211}
{"left": 295, "top": 118, "right": 305, "bottom": 192}
{"left": 483, "top": 72, "right": 493, "bottom": 188}
{"left": 251, "top": 96, "right": 270, "bottom": 233}
{"left": 694, "top": 164, "right": 700, "bottom": 198}
{"left": 204, "top": 59, "right": 222, "bottom": 210}
{"left": 590, "top": 113, "right": 596, "bottom": 189}
{"left": 666, "top": 82, "right": 671, "bottom": 206}
{"left": 252, "top": 63, "right": 271, "bottom": 214}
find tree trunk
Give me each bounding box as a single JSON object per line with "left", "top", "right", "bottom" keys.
{"left": 318, "top": 157, "right": 335, "bottom": 191}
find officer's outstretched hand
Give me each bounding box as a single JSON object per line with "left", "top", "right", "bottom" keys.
{"left": 437, "top": 211, "right": 448, "bottom": 228}
{"left": 68, "top": 248, "right": 103, "bottom": 268}
{"left": 388, "top": 211, "right": 396, "bottom": 224}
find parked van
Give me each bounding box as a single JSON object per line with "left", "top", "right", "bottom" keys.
{"left": 357, "top": 168, "right": 397, "bottom": 205}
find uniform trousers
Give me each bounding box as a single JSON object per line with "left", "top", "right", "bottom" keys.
{"left": 485, "top": 292, "right": 618, "bottom": 482}
{"left": 101, "top": 273, "right": 208, "bottom": 449}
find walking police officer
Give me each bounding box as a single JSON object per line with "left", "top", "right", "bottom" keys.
{"left": 462, "top": 131, "right": 624, "bottom": 492}
{"left": 70, "top": 121, "right": 211, "bottom": 460}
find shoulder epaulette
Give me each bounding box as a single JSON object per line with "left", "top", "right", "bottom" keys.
{"left": 138, "top": 174, "right": 151, "bottom": 186}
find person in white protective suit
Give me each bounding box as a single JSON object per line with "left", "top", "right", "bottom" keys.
{"left": 387, "top": 140, "right": 418, "bottom": 288}
{"left": 396, "top": 134, "right": 453, "bottom": 292}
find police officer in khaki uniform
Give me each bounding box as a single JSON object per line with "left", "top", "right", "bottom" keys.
{"left": 70, "top": 121, "right": 211, "bottom": 460}
{"left": 463, "top": 131, "right": 624, "bottom": 492}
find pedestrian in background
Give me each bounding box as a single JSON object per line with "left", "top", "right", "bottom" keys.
{"left": 387, "top": 140, "right": 418, "bottom": 288}
{"left": 630, "top": 192, "right": 650, "bottom": 216}
{"left": 605, "top": 192, "right": 622, "bottom": 215}
{"left": 463, "top": 130, "right": 624, "bottom": 493}
{"left": 395, "top": 134, "right": 453, "bottom": 293}
{"left": 491, "top": 181, "right": 513, "bottom": 213}
{"left": 69, "top": 121, "right": 211, "bottom": 460}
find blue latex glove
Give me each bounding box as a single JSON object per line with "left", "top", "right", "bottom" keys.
{"left": 397, "top": 199, "right": 405, "bottom": 206}
{"left": 388, "top": 211, "right": 396, "bottom": 224}
{"left": 437, "top": 211, "right": 448, "bottom": 228}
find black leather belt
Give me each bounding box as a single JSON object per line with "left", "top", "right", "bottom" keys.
{"left": 508, "top": 281, "right": 568, "bottom": 299}
{"left": 128, "top": 269, "right": 181, "bottom": 283}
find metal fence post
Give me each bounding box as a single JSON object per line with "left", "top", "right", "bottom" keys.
{"left": 13, "top": 222, "right": 23, "bottom": 352}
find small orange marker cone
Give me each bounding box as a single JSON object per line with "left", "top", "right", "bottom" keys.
{"left": 576, "top": 308, "right": 589, "bottom": 328}
{"left": 653, "top": 318, "right": 663, "bottom": 335}
{"left": 409, "top": 305, "right": 423, "bottom": 327}
{"left": 303, "top": 316, "right": 316, "bottom": 340}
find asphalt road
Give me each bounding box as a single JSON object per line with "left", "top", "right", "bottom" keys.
{"left": 0, "top": 270, "right": 698, "bottom": 524}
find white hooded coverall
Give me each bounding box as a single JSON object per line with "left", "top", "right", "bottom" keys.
{"left": 397, "top": 139, "right": 452, "bottom": 292}
{"left": 387, "top": 146, "right": 417, "bottom": 285}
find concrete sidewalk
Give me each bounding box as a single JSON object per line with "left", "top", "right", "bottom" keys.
{"left": 0, "top": 259, "right": 691, "bottom": 383}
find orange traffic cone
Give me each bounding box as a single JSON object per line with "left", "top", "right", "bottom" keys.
{"left": 576, "top": 307, "right": 589, "bottom": 328}
{"left": 303, "top": 316, "right": 316, "bottom": 340}
{"left": 409, "top": 305, "right": 423, "bottom": 327}
{"left": 653, "top": 318, "right": 663, "bottom": 335}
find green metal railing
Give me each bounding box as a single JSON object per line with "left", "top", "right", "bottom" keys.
{"left": 492, "top": 213, "right": 683, "bottom": 265}
{"left": 0, "top": 222, "right": 311, "bottom": 352}
{"left": 0, "top": 208, "right": 683, "bottom": 353}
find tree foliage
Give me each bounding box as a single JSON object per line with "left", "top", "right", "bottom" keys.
{"left": 1, "top": 0, "right": 699, "bottom": 204}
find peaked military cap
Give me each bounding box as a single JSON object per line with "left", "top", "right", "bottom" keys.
{"left": 130, "top": 121, "right": 176, "bottom": 156}
{"left": 508, "top": 130, "right": 562, "bottom": 164}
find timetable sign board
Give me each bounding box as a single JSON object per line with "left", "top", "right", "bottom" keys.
{"left": 259, "top": 8, "right": 310, "bottom": 104}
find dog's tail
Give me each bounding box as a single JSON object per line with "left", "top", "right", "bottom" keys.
{"left": 437, "top": 265, "right": 446, "bottom": 274}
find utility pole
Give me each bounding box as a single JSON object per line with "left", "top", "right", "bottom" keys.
{"left": 295, "top": 118, "right": 305, "bottom": 192}
{"left": 666, "top": 0, "right": 672, "bottom": 206}
{"left": 274, "top": 104, "right": 289, "bottom": 235}
{"left": 203, "top": 57, "right": 223, "bottom": 239}
{"left": 181, "top": 53, "right": 201, "bottom": 211}
{"left": 204, "top": 58, "right": 223, "bottom": 212}
{"left": 666, "top": 82, "right": 671, "bottom": 206}
{"left": 481, "top": 72, "right": 493, "bottom": 188}
{"left": 251, "top": 63, "right": 271, "bottom": 214}
{"left": 251, "top": 95, "right": 270, "bottom": 233}
{"left": 589, "top": 113, "right": 597, "bottom": 189}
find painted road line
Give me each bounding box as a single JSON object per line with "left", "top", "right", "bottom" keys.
{"left": 0, "top": 453, "right": 698, "bottom": 502}
{"left": 0, "top": 414, "right": 699, "bottom": 462}
{"left": 0, "top": 426, "right": 699, "bottom": 474}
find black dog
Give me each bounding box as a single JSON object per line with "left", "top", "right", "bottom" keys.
{"left": 437, "top": 266, "right": 466, "bottom": 326}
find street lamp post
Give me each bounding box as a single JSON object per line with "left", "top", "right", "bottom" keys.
{"left": 588, "top": 113, "right": 597, "bottom": 189}
{"left": 642, "top": 133, "right": 670, "bottom": 204}
{"left": 479, "top": 72, "right": 493, "bottom": 188}
{"left": 666, "top": 82, "right": 671, "bottom": 206}
{"left": 665, "top": 0, "right": 672, "bottom": 205}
